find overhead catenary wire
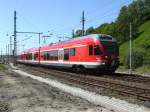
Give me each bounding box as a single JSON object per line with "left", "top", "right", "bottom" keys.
{"left": 17, "top": 12, "right": 41, "bottom": 32}
{"left": 86, "top": 0, "right": 132, "bottom": 27}
{"left": 62, "top": 0, "right": 132, "bottom": 35}
{"left": 86, "top": 0, "right": 115, "bottom": 16}
{"left": 18, "top": 0, "right": 131, "bottom": 37}
{"left": 17, "top": 36, "right": 33, "bottom": 43}
{"left": 56, "top": 0, "right": 118, "bottom": 33}
{"left": 14, "top": 0, "right": 133, "bottom": 52}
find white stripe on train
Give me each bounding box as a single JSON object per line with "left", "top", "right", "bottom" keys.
{"left": 18, "top": 60, "right": 105, "bottom": 66}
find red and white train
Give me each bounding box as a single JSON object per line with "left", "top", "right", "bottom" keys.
{"left": 17, "top": 34, "right": 119, "bottom": 73}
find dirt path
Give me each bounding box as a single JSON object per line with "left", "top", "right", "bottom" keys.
{"left": 0, "top": 70, "right": 103, "bottom": 112}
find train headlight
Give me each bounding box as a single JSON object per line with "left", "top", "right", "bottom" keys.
{"left": 105, "top": 56, "right": 108, "bottom": 59}
{"left": 101, "top": 62, "right": 105, "bottom": 65}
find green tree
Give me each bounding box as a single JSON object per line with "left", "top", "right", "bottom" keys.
{"left": 86, "top": 27, "right": 96, "bottom": 34}
{"left": 75, "top": 0, "right": 150, "bottom": 44}
{"left": 125, "top": 49, "right": 145, "bottom": 69}
{"left": 116, "top": 6, "right": 130, "bottom": 42}
{"left": 74, "top": 29, "right": 82, "bottom": 37}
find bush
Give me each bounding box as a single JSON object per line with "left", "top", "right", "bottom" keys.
{"left": 144, "top": 50, "right": 150, "bottom": 65}
{"left": 0, "top": 64, "right": 6, "bottom": 71}
{"left": 125, "top": 49, "right": 145, "bottom": 69}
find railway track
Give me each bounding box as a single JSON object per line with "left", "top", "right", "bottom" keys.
{"left": 18, "top": 65, "right": 150, "bottom": 102}
{"left": 104, "top": 72, "right": 150, "bottom": 85}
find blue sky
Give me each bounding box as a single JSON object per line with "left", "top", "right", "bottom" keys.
{"left": 0, "top": 0, "right": 133, "bottom": 54}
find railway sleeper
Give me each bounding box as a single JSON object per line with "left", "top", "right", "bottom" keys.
{"left": 118, "top": 90, "right": 150, "bottom": 101}
{"left": 117, "top": 89, "right": 137, "bottom": 97}
{"left": 137, "top": 95, "right": 150, "bottom": 102}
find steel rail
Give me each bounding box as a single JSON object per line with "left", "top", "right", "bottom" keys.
{"left": 19, "top": 65, "right": 150, "bottom": 102}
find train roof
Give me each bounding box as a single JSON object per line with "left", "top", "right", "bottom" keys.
{"left": 53, "top": 34, "right": 116, "bottom": 45}
{"left": 18, "top": 34, "right": 116, "bottom": 54}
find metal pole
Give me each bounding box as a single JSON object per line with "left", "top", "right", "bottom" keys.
{"left": 15, "top": 31, "right": 42, "bottom": 65}
{"left": 22, "top": 44, "right": 25, "bottom": 51}
{"left": 1, "top": 49, "right": 2, "bottom": 63}
{"left": 0, "top": 49, "right": 1, "bottom": 58}
{"left": 39, "top": 33, "right": 41, "bottom": 65}
{"left": 129, "top": 23, "right": 132, "bottom": 74}
{"left": 8, "top": 44, "right": 9, "bottom": 63}
{"left": 81, "top": 10, "right": 85, "bottom": 36}
{"left": 43, "top": 36, "right": 46, "bottom": 44}
{"left": 10, "top": 36, "right": 12, "bottom": 61}
{"left": 72, "top": 29, "right": 74, "bottom": 38}
{"left": 6, "top": 45, "right": 7, "bottom": 63}
{"left": 14, "top": 10, "right": 17, "bottom": 66}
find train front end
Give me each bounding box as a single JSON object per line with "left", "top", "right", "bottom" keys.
{"left": 97, "top": 34, "right": 119, "bottom": 72}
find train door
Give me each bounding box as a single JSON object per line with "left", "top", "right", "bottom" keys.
{"left": 32, "top": 53, "right": 34, "bottom": 61}
{"left": 58, "top": 48, "right": 64, "bottom": 63}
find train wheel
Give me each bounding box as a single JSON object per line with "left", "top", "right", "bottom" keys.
{"left": 76, "top": 65, "right": 85, "bottom": 74}
{"left": 106, "top": 68, "right": 116, "bottom": 74}
{"left": 72, "top": 65, "right": 77, "bottom": 73}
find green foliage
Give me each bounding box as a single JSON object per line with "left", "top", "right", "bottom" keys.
{"left": 136, "top": 65, "right": 150, "bottom": 73}
{"left": 74, "top": 29, "right": 82, "bottom": 37}
{"left": 116, "top": 6, "right": 130, "bottom": 42}
{"left": 0, "top": 64, "right": 6, "bottom": 71}
{"left": 125, "top": 49, "right": 144, "bottom": 69}
{"left": 95, "top": 23, "right": 115, "bottom": 35}
{"left": 74, "top": 0, "right": 150, "bottom": 45}
{"left": 119, "top": 20, "right": 150, "bottom": 67}
{"left": 86, "top": 27, "right": 96, "bottom": 34}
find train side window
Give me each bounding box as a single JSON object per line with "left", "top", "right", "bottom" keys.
{"left": 44, "top": 52, "right": 47, "bottom": 60}
{"left": 26, "top": 54, "right": 29, "bottom": 60}
{"left": 53, "top": 50, "right": 58, "bottom": 60}
{"left": 26, "top": 53, "right": 31, "bottom": 60}
{"left": 48, "top": 50, "right": 57, "bottom": 60}
{"left": 70, "top": 48, "right": 75, "bottom": 56}
{"left": 94, "top": 45, "right": 101, "bottom": 55}
{"left": 50, "top": 51, "right": 54, "bottom": 60}
{"left": 89, "top": 45, "right": 93, "bottom": 55}
{"left": 29, "top": 53, "right": 32, "bottom": 60}
{"left": 33, "top": 53, "right": 35, "bottom": 60}
{"left": 29, "top": 54, "right": 31, "bottom": 60}
{"left": 41, "top": 52, "right": 44, "bottom": 59}
{"left": 47, "top": 52, "right": 50, "bottom": 60}
{"left": 34, "top": 53, "right": 38, "bottom": 60}
{"left": 64, "top": 49, "right": 69, "bottom": 60}
{"left": 27, "top": 54, "right": 29, "bottom": 60}
{"left": 17, "top": 55, "right": 20, "bottom": 59}
{"left": 55, "top": 50, "right": 58, "bottom": 60}
{"left": 49, "top": 51, "right": 53, "bottom": 60}
{"left": 26, "top": 54, "right": 28, "bottom": 60}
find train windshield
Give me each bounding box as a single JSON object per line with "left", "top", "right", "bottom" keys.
{"left": 100, "top": 41, "right": 118, "bottom": 55}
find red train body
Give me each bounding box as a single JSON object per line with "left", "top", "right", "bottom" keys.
{"left": 17, "top": 34, "right": 119, "bottom": 72}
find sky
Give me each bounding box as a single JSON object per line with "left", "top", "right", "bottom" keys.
{"left": 0, "top": 0, "right": 133, "bottom": 54}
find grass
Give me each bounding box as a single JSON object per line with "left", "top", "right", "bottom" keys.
{"left": 117, "top": 66, "right": 127, "bottom": 72}
{"left": 118, "top": 20, "right": 150, "bottom": 74}
{"left": 0, "top": 64, "right": 6, "bottom": 71}
{"left": 135, "top": 65, "right": 150, "bottom": 74}
{"left": 117, "top": 65, "right": 150, "bottom": 74}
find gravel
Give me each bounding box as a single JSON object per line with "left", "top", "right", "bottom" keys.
{"left": 0, "top": 70, "right": 106, "bottom": 112}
